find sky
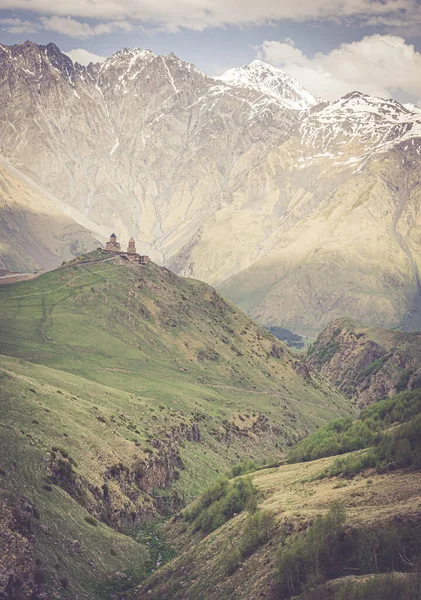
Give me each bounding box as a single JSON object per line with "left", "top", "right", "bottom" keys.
{"left": 1, "top": 0, "right": 421, "bottom": 104}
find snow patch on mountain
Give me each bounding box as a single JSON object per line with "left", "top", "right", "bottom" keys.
{"left": 298, "top": 91, "right": 421, "bottom": 166}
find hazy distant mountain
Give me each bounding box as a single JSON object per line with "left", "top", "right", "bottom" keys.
{"left": 1, "top": 41, "right": 420, "bottom": 333}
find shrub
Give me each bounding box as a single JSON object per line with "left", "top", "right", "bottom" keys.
{"left": 239, "top": 510, "right": 276, "bottom": 558}
{"left": 267, "top": 326, "right": 304, "bottom": 349}
{"left": 355, "top": 356, "right": 388, "bottom": 385}
{"left": 288, "top": 390, "right": 421, "bottom": 466}
{"left": 229, "top": 459, "right": 258, "bottom": 478}
{"left": 221, "top": 509, "right": 276, "bottom": 574}
{"left": 184, "top": 476, "right": 229, "bottom": 522}
{"left": 85, "top": 515, "right": 98, "bottom": 526}
{"left": 310, "top": 340, "right": 340, "bottom": 365}
{"left": 277, "top": 503, "right": 346, "bottom": 596}
{"left": 288, "top": 417, "right": 376, "bottom": 464}
{"left": 223, "top": 546, "right": 241, "bottom": 575}
{"left": 184, "top": 476, "right": 257, "bottom": 534}
{"left": 278, "top": 507, "right": 421, "bottom": 599}
{"left": 325, "top": 414, "right": 421, "bottom": 478}
{"left": 308, "top": 570, "right": 421, "bottom": 600}
{"left": 396, "top": 368, "right": 416, "bottom": 393}
{"left": 246, "top": 494, "right": 258, "bottom": 515}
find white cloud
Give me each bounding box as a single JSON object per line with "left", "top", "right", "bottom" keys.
{"left": 0, "top": 15, "right": 134, "bottom": 39}
{"left": 64, "top": 48, "right": 107, "bottom": 65}
{"left": 40, "top": 16, "right": 133, "bottom": 38}
{"left": 257, "top": 35, "right": 421, "bottom": 103}
{"left": 40, "top": 16, "right": 94, "bottom": 38}
{"left": 0, "top": 17, "right": 40, "bottom": 34}
{"left": 0, "top": 0, "right": 418, "bottom": 31}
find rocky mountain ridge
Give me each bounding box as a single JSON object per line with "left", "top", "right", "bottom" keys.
{"left": 1, "top": 41, "right": 421, "bottom": 333}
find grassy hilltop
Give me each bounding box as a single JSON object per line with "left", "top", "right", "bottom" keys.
{"left": 0, "top": 252, "right": 351, "bottom": 598}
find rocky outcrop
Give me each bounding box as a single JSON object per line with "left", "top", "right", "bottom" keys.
{"left": 307, "top": 318, "right": 421, "bottom": 406}
{"left": 0, "top": 498, "right": 47, "bottom": 600}
{"left": 46, "top": 423, "right": 201, "bottom": 530}
{"left": 210, "top": 412, "right": 284, "bottom": 447}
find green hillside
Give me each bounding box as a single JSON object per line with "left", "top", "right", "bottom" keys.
{"left": 136, "top": 392, "right": 421, "bottom": 600}
{"left": 0, "top": 252, "right": 351, "bottom": 598}
{"left": 288, "top": 388, "right": 421, "bottom": 478}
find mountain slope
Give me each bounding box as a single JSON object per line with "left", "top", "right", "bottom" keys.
{"left": 217, "top": 95, "right": 421, "bottom": 334}
{"left": 0, "top": 253, "right": 351, "bottom": 597}
{"left": 133, "top": 453, "right": 421, "bottom": 600}
{"left": 0, "top": 158, "right": 100, "bottom": 272}
{"left": 134, "top": 389, "right": 421, "bottom": 600}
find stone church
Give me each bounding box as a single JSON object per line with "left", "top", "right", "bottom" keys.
{"left": 103, "top": 233, "right": 150, "bottom": 264}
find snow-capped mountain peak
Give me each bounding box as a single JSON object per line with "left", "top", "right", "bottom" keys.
{"left": 218, "top": 59, "right": 317, "bottom": 110}
{"left": 310, "top": 91, "right": 421, "bottom": 125}
{"left": 99, "top": 47, "right": 155, "bottom": 75}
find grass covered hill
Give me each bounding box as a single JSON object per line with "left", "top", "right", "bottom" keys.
{"left": 0, "top": 251, "right": 351, "bottom": 598}
{"left": 134, "top": 454, "right": 421, "bottom": 600}
{"left": 137, "top": 389, "right": 421, "bottom": 600}
{"left": 307, "top": 318, "right": 421, "bottom": 406}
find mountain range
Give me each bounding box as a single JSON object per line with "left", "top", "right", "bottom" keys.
{"left": 1, "top": 40, "right": 421, "bottom": 334}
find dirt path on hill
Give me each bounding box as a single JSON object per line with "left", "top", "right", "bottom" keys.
{"left": 0, "top": 273, "right": 40, "bottom": 285}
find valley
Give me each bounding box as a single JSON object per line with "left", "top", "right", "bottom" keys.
{"left": 137, "top": 455, "right": 421, "bottom": 600}
{"left": 0, "top": 254, "right": 351, "bottom": 598}
{"left": 0, "top": 254, "right": 420, "bottom": 600}
{"left": 135, "top": 388, "right": 421, "bottom": 600}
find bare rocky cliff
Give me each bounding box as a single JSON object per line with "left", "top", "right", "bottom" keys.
{"left": 0, "top": 42, "right": 299, "bottom": 269}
